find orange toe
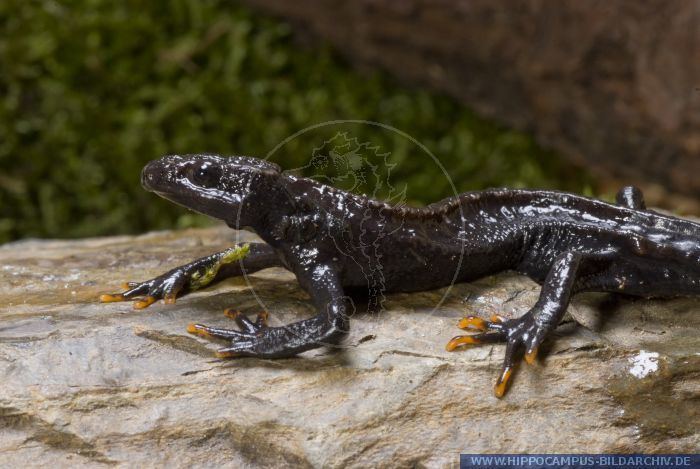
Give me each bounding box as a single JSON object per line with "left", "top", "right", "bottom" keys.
{"left": 133, "top": 296, "right": 156, "bottom": 309}
{"left": 223, "top": 308, "right": 241, "bottom": 319}
{"left": 524, "top": 347, "right": 538, "bottom": 365}
{"left": 99, "top": 293, "right": 125, "bottom": 303}
{"left": 187, "top": 323, "right": 212, "bottom": 338}
{"left": 445, "top": 335, "right": 481, "bottom": 351}
{"left": 457, "top": 316, "right": 487, "bottom": 331}
{"left": 494, "top": 366, "right": 513, "bottom": 398}
{"left": 256, "top": 311, "right": 269, "bottom": 326}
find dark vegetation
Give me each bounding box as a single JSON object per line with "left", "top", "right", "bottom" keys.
{"left": 0, "top": 0, "right": 595, "bottom": 243}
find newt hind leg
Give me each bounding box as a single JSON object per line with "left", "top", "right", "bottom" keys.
{"left": 447, "top": 251, "right": 616, "bottom": 398}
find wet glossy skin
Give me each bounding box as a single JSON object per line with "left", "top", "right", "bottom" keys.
{"left": 102, "top": 154, "right": 700, "bottom": 397}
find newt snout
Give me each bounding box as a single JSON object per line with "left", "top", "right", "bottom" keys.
{"left": 141, "top": 161, "right": 158, "bottom": 191}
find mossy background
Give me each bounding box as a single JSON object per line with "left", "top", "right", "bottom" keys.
{"left": 0, "top": 0, "right": 595, "bottom": 244}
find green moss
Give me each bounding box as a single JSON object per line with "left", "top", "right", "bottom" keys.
{"left": 0, "top": 0, "right": 595, "bottom": 243}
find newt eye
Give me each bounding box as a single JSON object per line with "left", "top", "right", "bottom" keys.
{"left": 188, "top": 162, "right": 222, "bottom": 188}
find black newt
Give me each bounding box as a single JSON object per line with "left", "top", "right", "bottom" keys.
{"left": 100, "top": 154, "right": 700, "bottom": 397}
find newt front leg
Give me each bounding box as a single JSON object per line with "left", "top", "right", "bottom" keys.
{"left": 100, "top": 243, "right": 281, "bottom": 308}
{"left": 188, "top": 263, "right": 351, "bottom": 358}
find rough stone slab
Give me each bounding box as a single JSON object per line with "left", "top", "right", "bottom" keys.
{"left": 0, "top": 225, "right": 698, "bottom": 467}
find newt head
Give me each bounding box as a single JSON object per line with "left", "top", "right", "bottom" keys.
{"left": 141, "top": 154, "right": 289, "bottom": 229}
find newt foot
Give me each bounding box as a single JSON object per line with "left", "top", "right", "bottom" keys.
{"left": 188, "top": 310, "right": 273, "bottom": 358}
{"left": 446, "top": 313, "right": 549, "bottom": 398}
{"left": 99, "top": 273, "right": 189, "bottom": 309}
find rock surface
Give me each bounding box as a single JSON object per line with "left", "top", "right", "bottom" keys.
{"left": 0, "top": 225, "right": 698, "bottom": 467}
{"left": 240, "top": 0, "right": 700, "bottom": 208}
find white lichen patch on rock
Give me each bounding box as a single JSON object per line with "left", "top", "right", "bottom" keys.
{"left": 628, "top": 350, "right": 660, "bottom": 379}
